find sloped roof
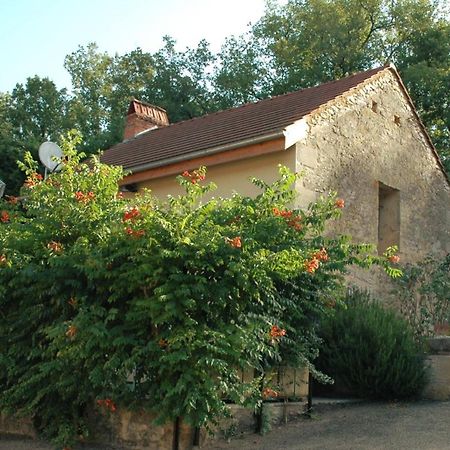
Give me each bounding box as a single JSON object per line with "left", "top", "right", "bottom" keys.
{"left": 101, "top": 67, "right": 387, "bottom": 171}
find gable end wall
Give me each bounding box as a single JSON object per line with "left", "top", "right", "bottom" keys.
{"left": 295, "top": 70, "right": 450, "bottom": 297}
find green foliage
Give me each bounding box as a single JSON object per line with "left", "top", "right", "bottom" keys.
{"left": 396, "top": 255, "right": 450, "bottom": 337}
{"left": 144, "top": 36, "right": 217, "bottom": 121}
{"left": 0, "top": 78, "right": 70, "bottom": 195}
{"left": 7, "top": 76, "right": 70, "bottom": 147}
{"left": 0, "top": 93, "right": 25, "bottom": 195}
{"left": 0, "top": 137, "right": 398, "bottom": 446}
{"left": 316, "top": 289, "right": 428, "bottom": 400}
{"left": 64, "top": 42, "right": 156, "bottom": 151}
{"left": 213, "top": 32, "right": 271, "bottom": 108}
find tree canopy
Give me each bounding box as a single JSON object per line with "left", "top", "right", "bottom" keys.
{"left": 1, "top": 0, "right": 449, "bottom": 195}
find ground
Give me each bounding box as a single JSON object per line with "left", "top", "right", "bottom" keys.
{"left": 1, "top": 400, "right": 449, "bottom": 449}
{"left": 209, "top": 400, "right": 450, "bottom": 450}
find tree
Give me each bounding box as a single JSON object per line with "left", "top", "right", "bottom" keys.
{"left": 8, "top": 76, "right": 70, "bottom": 152}
{"left": 0, "top": 77, "right": 70, "bottom": 195}
{"left": 64, "top": 43, "right": 115, "bottom": 151}
{"left": 142, "top": 36, "right": 217, "bottom": 122}
{"left": 0, "top": 93, "right": 24, "bottom": 195}
{"left": 65, "top": 43, "right": 157, "bottom": 151}
{"left": 107, "top": 48, "right": 155, "bottom": 143}
{"left": 253, "top": 0, "right": 385, "bottom": 92}
{"left": 213, "top": 33, "right": 271, "bottom": 108}
{"left": 396, "top": 21, "right": 450, "bottom": 172}
{"left": 64, "top": 39, "right": 217, "bottom": 149}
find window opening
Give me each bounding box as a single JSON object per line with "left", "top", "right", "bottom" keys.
{"left": 378, "top": 182, "right": 400, "bottom": 254}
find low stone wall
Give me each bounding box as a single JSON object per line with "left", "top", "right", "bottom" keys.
{"left": 0, "top": 401, "right": 309, "bottom": 449}
{"left": 0, "top": 367, "right": 309, "bottom": 449}
{"left": 0, "top": 413, "right": 36, "bottom": 439}
{"left": 423, "top": 336, "right": 450, "bottom": 401}
{"left": 88, "top": 409, "right": 194, "bottom": 450}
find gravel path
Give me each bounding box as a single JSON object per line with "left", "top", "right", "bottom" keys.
{"left": 1, "top": 400, "right": 449, "bottom": 449}
{"left": 208, "top": 400, "right": 450, "bottom": 450}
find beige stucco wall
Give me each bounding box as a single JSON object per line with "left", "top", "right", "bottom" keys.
{"left": 137, "top": 148, "right": 296, "bottom": 200}
{"left": 295, "top": 70, "right": 450, "bottom": 297}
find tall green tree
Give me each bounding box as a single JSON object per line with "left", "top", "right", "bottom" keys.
{"left": 64, "top": 43, "right": 115, "bottom": 151}
{"left": 64, "top": 39, "right": 216, "bottom": 148}
{"left": 213, "top": 33, "right": 272, "bottom": 108}
{"left": 396, "top": 20, "right": 450, "bottom": 172}
{"left": 142, "top": 36, "right": 217, "bottom": 122}
{"left": 65, "top": 43, "right": 156, "bottom": 151}
{"left": 0, "top": 93, "right": 23, "bottom": 195}
{"left": 253, "top": 0, "right": 384, "bottom": 92}
{"left": 108, "top": 48, "right": 154, "bottom": 142}
{"left": 0, "top": 77, "right": 70, "bottom": 194}
{"left": 8, "top": 76, "right": 70, "bottom": 154}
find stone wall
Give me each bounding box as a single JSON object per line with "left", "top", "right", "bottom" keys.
{"left": 0, "top": 400, "right": 309, "bottom": 449}
{"left": 423, "top": 336, "right": 450, "bottom": 401}
{"left": 87, "top": 409, "right": 193, "bottom": 450}
{"left": 0, "top": 413, "right": 36, "bottom": 439}
{"left": 295, "top": 69, "right": 450, "bottom": 299}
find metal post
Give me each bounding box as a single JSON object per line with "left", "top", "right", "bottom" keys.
{"left": 306, "top": 371, "right": 313, "bottom": 417}
{"left": 173, "top": 416, "right": 180, "bottom": 450}
{"left": 193, "top": 426, "right": 201, "bottom": 446}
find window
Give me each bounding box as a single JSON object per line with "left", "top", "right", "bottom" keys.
{"left": 378, "top": 182, "right": 400, "bottom": 254}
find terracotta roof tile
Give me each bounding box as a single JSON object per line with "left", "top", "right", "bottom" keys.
{"left": 101, "top": 66, "right": 387, "bottom": 171}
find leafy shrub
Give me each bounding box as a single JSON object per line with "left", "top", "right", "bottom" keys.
{"left": 317, "top": 289, "right": 428, "bottom": 400}
{"left": 0, "top": 132, "right": 399, "bottom": 447}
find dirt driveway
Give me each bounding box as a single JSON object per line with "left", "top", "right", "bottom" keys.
{"left": 1, "top": 400, "right": 449, "bottom": 449}
{"left": 208, "top": 400, "right": 450, "bottom": 450}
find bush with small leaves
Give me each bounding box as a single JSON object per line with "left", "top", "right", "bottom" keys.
{"left": 0, "top": 131, "right": 400, "bottom": 447}
{"left": 316, "top": 289, "right": 428, "bottom": 400}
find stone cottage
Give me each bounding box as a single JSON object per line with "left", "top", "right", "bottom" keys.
{"left": 101, "top": 64, "right": 450, "bottom": 297}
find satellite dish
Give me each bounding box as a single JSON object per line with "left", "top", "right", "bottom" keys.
{"left": 38, "top": 142, "right": 64, "bottom": 173}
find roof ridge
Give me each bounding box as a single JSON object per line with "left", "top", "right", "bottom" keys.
{"left": 168, "top": 66, "right": 386, "bottom": 127}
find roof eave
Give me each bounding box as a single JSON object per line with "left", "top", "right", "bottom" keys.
{"left": 124, "top": 129, "right": 287, "bottom": 174}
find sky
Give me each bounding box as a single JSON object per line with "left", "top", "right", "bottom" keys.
{"left": 0, "top": 0, "right": 274, "bottom": 93}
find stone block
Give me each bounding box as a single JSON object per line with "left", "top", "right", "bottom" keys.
{"left": 428, "top": 336, "right": 450, "bottom": 354}
{"left": 278, "top": 367, "right": 309, "bottom": 398}
{"left": 265, "top": 401, "right": 306, "bottom": 426}
{"left": 0, "top": 413, "right": 36, "bottom": 439}
{"left": 87, "top": 408, "right": 194, "bottom": 450}
{"left": 297, "top": 145, "right": 318, "bottom": 169}
{"left": 423, "top": 355, "right": 450, "bottom": 401}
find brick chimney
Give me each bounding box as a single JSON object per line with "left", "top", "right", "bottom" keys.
{"left": 123, "top": 99, "right": 169, "bottom": 140}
